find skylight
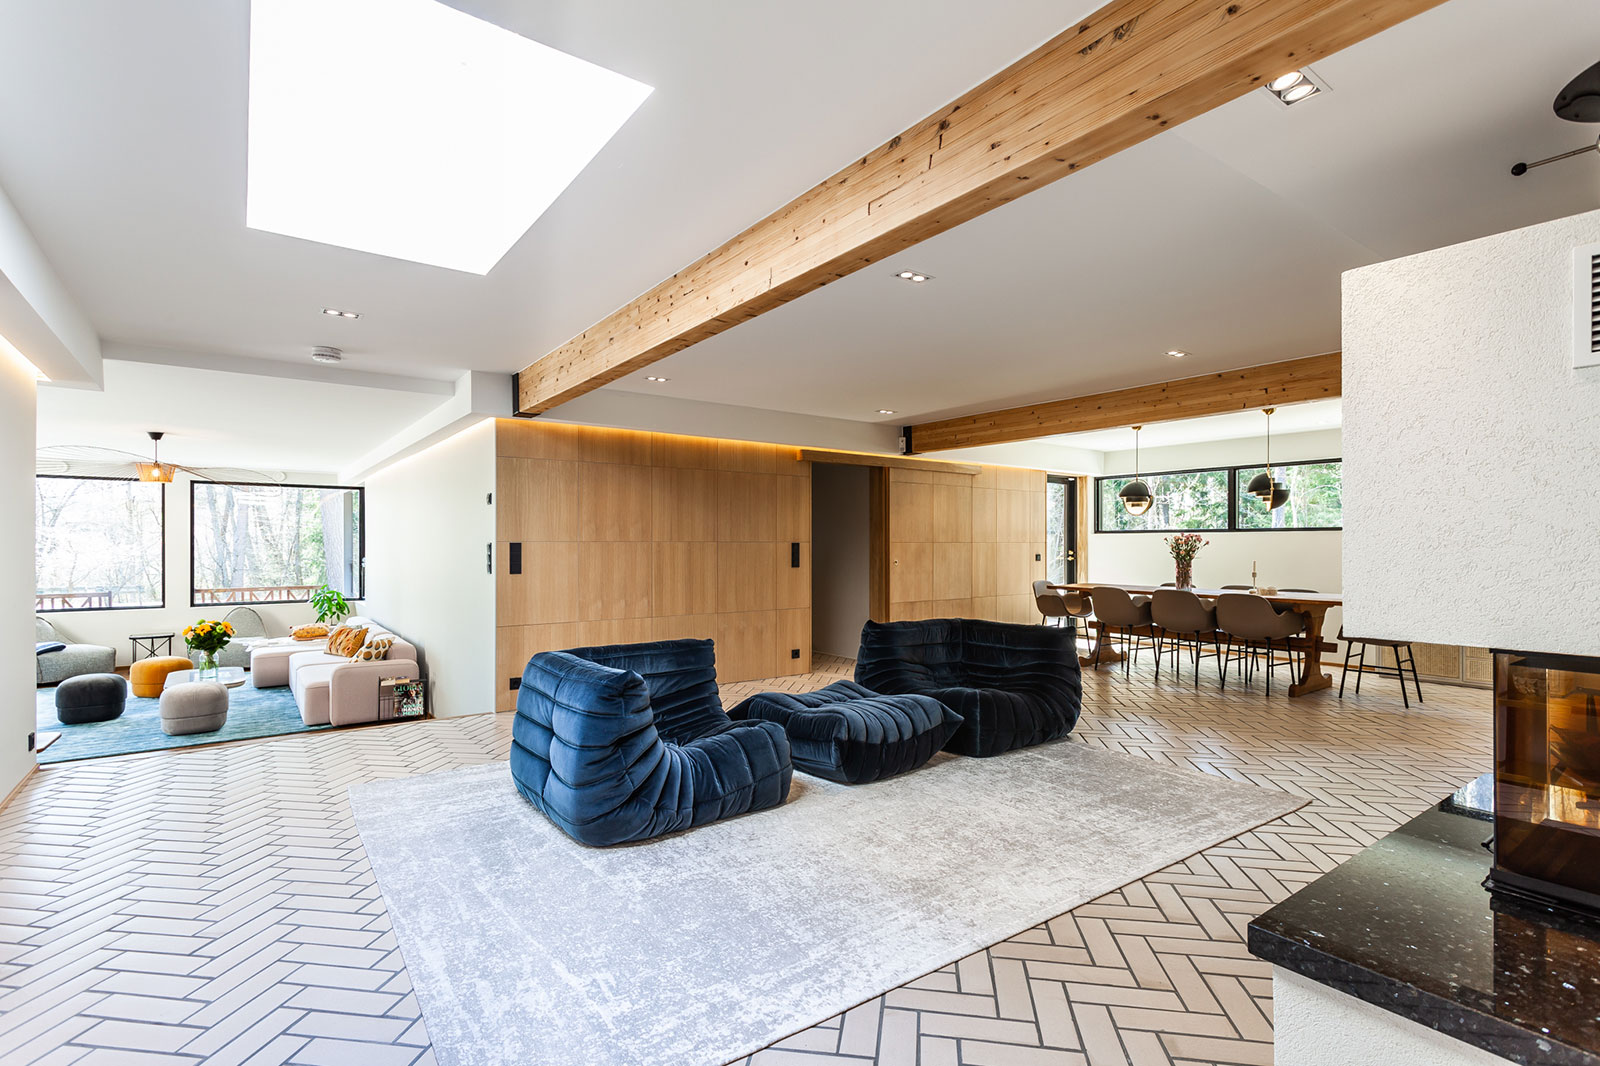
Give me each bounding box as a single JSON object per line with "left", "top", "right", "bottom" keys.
{"left": 247, "top": 0, "right": 652, "bottom": 274}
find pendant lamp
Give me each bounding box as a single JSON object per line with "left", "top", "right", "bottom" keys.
{"left": 136, "top": 430, "right": 175, "bottom": 483}
{"left": 1117, "top": 425, "right": 1153, "bottom": 516}
{"left": 1245, "top": 408, "right": 1290, "bottom": 510}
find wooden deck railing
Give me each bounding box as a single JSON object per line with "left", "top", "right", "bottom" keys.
{"left": 193, "top": 585, "right": 323, "bottom": 605}
{"left": 36, "top": 592, "right": 113, "bottom": 611}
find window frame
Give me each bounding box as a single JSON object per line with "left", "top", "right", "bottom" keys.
{"left": 36, "top": 473, "right": 167, "bottom": 612}
{"left": 189, "top": 480, "right": 366, "bottom": 607}
{"left": 1094, "top": 456, "right": 1342, "bottom": 534}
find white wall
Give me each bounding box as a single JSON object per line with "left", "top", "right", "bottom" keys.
{"left": 0, "top": 357, "right": 36, "bottom": 797}
{"left": 362, "top": 419, "right": 495, "bottom": 718}
{"left": 1087, "top": 428, "right": 1343, "bottom": 638}
{"left": 812, "top": 463, "right": 871, "bottom": 657}
{"left": 1343, "top": 210, "right": 1600, "bottom": 654}
{"left": 39, "top": 470, "right": 337, "bottom": 667}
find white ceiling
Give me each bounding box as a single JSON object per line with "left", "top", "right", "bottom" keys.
{"left": 608, "top": 0, "right": 1600, "bottom": 423}
{"left": 1042, "top": 399, "right": 1343, "bottom": 453}
{"left": 0, "top": 0, "right": 1078, "bottom": 381}
{"left": 5, "top": 0, "right": 1600, "bottom": 449}
{"left": 36, "top": 361, "right": 446, "bottom": 472}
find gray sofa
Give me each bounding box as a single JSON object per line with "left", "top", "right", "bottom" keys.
{"left": 36, "top": 616, "right": 116, "bottom": 686}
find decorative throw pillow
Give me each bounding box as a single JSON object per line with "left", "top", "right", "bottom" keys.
{"left": 350, "top": 636, "right": 393, "bottom": 662}
{"left": 328, "top": 626, "right": 369, "bottom": 657}
{"left": 293, "top": 623, "right": 330, "bottom": 641}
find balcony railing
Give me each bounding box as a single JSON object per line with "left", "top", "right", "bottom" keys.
{"left": 36, "top": 591, "right": 114, "bottom": 611}
{"left": 193, "top": 585, "right": 324, "bottom": 605}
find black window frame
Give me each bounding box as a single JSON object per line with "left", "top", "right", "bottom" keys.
{"left": 1094, "top": 456, "right": 1342, "bottom": 534}
{"left": 36, "top": 473, "right": 167, "bottom": 612}
{"left": 189, "top": 480, "right": 366, "bottom": 608}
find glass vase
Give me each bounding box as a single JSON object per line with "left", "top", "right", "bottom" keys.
{"left": 1175, "top": 562, "right": 1193, "bottom": 590}
{"left": 199, "top": 650, "right": 218, "bottom": 675}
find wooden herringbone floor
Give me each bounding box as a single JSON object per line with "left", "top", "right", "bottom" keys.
{"left": 0, "top": 653, "right": 1489, "bottom": 1065}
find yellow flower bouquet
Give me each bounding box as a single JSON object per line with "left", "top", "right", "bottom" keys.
{"left": 183, "top": 619, "right": 235, "bottom": 672}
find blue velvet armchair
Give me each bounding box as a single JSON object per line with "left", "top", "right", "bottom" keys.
{"left": 854, "top": 618, "right": 1081, "bottom": 757}
{"left": 511, "top": 638, "right": 793, "bottom": 846}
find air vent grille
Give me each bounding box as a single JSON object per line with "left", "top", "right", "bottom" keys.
{"left": 1591, "top": 252, "right": 1600, "bottom": 355}
{"left": 1575, "top": 244, "right": 1600, "bottom": 371}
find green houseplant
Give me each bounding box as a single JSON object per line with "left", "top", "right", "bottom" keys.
{"left": 310, "top": 585, "right": 351, "bottom": 625}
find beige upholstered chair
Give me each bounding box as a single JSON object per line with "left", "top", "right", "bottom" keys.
{"left": 1151, "top": 589, "right": 1222, "bottom": 687}
{"left": 1088, "top": 586, "right": 1154, "bottom": 677}
{"left": 1033, "top": 580, "right": 1070, "bottom": 627}
{"left": 1216, "top": 594, "right": 1307, "bottom": 695}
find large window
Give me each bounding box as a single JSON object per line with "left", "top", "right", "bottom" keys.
{"left": 191, "top": 482, "right": 363, "bottom": 606}
{"left": 1234, "top": 460, "right": 1342, "bottom": 530}
{"left": 1097, "top": 468, "right": 1231, "bottom": 533}
{"left": 36, "top": 476, "right": 165, "bottom": 611}
{"left": 1096, "top": 459, "right": 1342, "bottom": 533}
{"left": 1046, "top": 476, "right": 1071, "bottom": 585}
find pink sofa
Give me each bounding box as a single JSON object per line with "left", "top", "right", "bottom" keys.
{"left": 250, "top": 618, "right": 420, "bottom": 727}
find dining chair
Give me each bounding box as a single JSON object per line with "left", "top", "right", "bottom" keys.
{"left": 1216, "top": 594, "right": 1308, "bottom": 695}
{"left": 1337, "top": 626, "right": 1423, "bottom": 708}
{"left": 1088, "top": 586, "right": 1155, "bottom": 678}
{"left": 1150, "top": 589, "right": 1223, "bottom": 687}
{"left": 1060, "top": 589, "right": 1096, "bottom": 647}
{"left": 1032, "top": 580, "right": 1071, "bottom": 627}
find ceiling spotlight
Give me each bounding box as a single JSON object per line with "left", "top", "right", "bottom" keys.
{"left": 311, "top": 346, "right": 344, "bottom": 364}
{"left": 645, "top": 375, "right": 669, "bottom": 382}
{"left": 877, "top": 409, "right": 896, "bottom": 415}
{"left": 894, "top": 270, "right": 932, "bottom": 283}
{"left": 1266, "top": 68, "right": 1324, "bottom": 106}
{"left": 321, "top": 307, "right": 361, "bottom": 319}
{"left": 1166, "top": 349, "right": 1189, "bottom": 358}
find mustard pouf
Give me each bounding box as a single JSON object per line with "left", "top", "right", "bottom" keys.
{"left": 129, "top": 656, "right": 194, "bottom": 699}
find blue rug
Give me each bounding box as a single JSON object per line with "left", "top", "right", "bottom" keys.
{"left": 36, "top": 681, "right": 326, "bottom": 763}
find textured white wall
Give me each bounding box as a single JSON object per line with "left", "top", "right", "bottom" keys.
{"left": 1274, "top": 969, "right": 1507, "bottom": 1066}
{"left": 362, "top": 420, "right": 495, "bottom": 718}
{"left": 1343, "top": 210, "right": 1600, "bottom": 654}
{"left": 0, "top": 358, "right": 36, "bottom": 798}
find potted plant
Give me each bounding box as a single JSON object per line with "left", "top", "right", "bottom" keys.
{"left": 183, "top": 618, "right": 234, "bottom": 674}
{"left": 310, "top": 585, "right": 351, "bottom": 625}
{"left": 1164, "top": 532, "right": 1208, "bottom": 590}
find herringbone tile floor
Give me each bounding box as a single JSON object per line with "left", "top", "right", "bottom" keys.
{"left": 0, "top": 652, "right": 1488, "bottom": 1065}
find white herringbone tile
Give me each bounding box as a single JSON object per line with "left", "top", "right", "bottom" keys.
{"left": 0, "top": 651, "right": 1489, "bottom": 1065}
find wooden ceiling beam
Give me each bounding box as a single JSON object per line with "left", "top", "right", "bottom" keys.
{"left": 515, "top": 0, "right": 1443, "bottom": 416}
{"left": 906, "top": 352, "right": 1341, "bottom": 453}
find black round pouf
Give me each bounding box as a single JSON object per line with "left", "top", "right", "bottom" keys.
{"left": 56, "top": 673, "right": 127, "bottom": 725}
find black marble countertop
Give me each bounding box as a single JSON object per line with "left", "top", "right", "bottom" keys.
{"left": 1248, "top": 776, "right": 1600, "bottom": 1065}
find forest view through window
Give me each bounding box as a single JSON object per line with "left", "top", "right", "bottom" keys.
{"left": 191, "top": 482, "right": 363, "bottom": 605}
{"left": 36, "top": 476, "right": 164, "bottom": 610}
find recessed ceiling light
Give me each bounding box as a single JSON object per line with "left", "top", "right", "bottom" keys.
{"left": 894, "top": 270, "right": 932, "bottom": 283}
{"left": 1166, "top": 349, "right": 1189, "bottom": 358}
{"left": 311, "top": 346, "right": 344, "bottom": 364}
{"left": 1265, "top": 68, "right": 1324, "bottom": 106}
{"left": 645, "top": 375, "right": 669, "bottom": 382}
{"left": 247, "top": 0, "right": 653, "bottom": 274}
{"left": 877, "top": 409, "right": 896, "bottom": 415}
{"left": 321, "top": 307, "right": 360, "bottom": 319}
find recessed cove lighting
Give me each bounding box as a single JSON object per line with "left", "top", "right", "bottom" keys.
{"left": 894, "top": 270, "right": 932, "bottom": 283}
{"left": 1265, "top": 68, "right": 1325, "bottom": 106}
{"left": 645, "top": 375, "right": 669, "bottom": 382}
{"left": 247, "top": 0, "right": 653, "bottom": 275}
{"left": 321, "top": 307, "right": 360, "bottom": 319}
{"left": 0, "top": 332, "right": 47, "bottom": 381}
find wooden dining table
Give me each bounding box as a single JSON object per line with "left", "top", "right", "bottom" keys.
{"left": 1051, "top": 583, "right": 1343, "bottom": 697}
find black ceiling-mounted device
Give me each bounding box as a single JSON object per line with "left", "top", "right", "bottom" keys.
{"left": 1513, "top": 59, "right": 1600, "bottom": 176}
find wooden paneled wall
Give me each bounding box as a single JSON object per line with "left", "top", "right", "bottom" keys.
{"left": 494, "top": 420, "right": 810, "bottom": 710}
{"left": 882, "top": 465, "right": 1047, "bottom": 625}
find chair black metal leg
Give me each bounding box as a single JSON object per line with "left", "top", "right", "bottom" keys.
{"left": 1339, "top": 641, "right": 1354, "bottom": 698}
{"left": 1394, "top": 646, "right": 1410, "bottom": 708}
{"left": 1355, "top": 643, "right": 1366, "bottom": 694}
{"left": 1264, "top": 639, "right": 1273, "bottom": 696}
{"left": 1404, "top": 644, "right": 1424, "bottom": 704}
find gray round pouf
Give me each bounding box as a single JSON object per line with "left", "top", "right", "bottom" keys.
{"left": 159, "top": 681, "right": 229, "bottom": 736}
{"left": 56, "top": 673, "right": 127, "bottom": 725}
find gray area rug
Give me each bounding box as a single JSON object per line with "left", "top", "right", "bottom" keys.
{"left": 350, "top": 741, "right": 1304, "bottom": 1066}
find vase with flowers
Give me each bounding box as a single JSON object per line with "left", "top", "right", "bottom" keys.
{"left": 183, "top": 618, "right": 235, "bottom": 675}
{"left": 1164, "top": 532, "right": 1208, "bottom": 590}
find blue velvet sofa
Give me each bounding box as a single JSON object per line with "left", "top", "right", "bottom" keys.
{"left": 511, "top": 638, "right": 793, "bottom": 846}
{"left": 854, "top": 618, "right": 1081, "bottom": 757}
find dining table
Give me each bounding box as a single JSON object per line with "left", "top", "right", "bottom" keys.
{"left": 1051, "top": 583, "right": 1342, "bottom": 697}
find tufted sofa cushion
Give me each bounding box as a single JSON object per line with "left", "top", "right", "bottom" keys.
{"left": 729, "top": 680, "right": 961, "bottom": 784}
{"left": 855, "top": 618, "right": 1082, "bottom": 758}
{"left": 510, "top": 639, "right": 792, "bottom": 847}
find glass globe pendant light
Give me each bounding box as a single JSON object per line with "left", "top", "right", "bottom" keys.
{"left": 1246, "top": 408, "right": 1290, "bottom": 510}
{"left": 1117, "top": 424, "right": 1154, "bottom": 516}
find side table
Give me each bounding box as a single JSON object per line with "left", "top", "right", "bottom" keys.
{"left": 130, "top": 633, "right": 175, "bottom": 662}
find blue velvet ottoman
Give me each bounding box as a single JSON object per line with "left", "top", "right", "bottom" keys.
{"left": 729, "top": 680, "right": 961, "bottom": 784}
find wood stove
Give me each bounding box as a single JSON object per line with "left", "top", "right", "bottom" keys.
{"left": 1489, "top": 649, "right": 1600, "bottom": 918}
